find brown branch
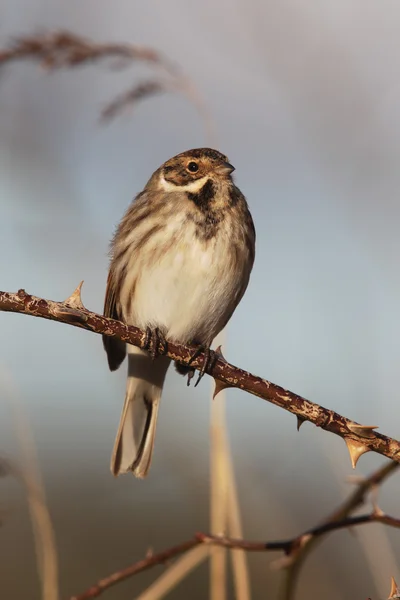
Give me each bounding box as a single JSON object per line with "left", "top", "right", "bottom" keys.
{"left": 71, "top": 511, "right": 400, "bottom": 599}
{"left": 1, "top": 454, "right": 387, "bottom": 600}
{"left": 69, "top": 539, "right": 199, "bottom": 600}
{"left": 280, "top": 460, "right": 399, "bottom": 599}
{"left": 1, "top": 286, "right": 400, "bottom": 467}
{"left": 1, "top": 288, "right": 398, "bottom": 599}
{"left": 328, "top": 460, "right": 399, "bottom": 521}
{"left": 70, "top": 460, "right": 399, "bottom": 598}
{"left": 0, "top": 31, "right": 214, "bottom": 137}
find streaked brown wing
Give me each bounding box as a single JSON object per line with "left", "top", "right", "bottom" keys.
{"left": 218, "top": 211, "right": 255, "bottom": 333}
{"left": 103, "top": 271, "right": 126, "bottom": 371}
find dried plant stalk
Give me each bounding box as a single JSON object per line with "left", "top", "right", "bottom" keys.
{"left": 0, "top": 31, "right": 215, "bottom": 139}
{"left": 1, "top": 370, "right": 59, "bottom": 600}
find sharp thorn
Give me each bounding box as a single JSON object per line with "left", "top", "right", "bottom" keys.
{"left": 347, "top": 422, "right": 378, "bottom": 439}
{"left": 296, "top": 416, "right": 306, "bottom": 431}
{"left": 389, "top": 576, "right": 400, "bottom": 599}
{"left": 344, "top": 438, "right": 371, "bottom": 469}
{"left": 64, "top": 281, "right": 85, "bottom": 309}
{"left": 373, "top": 504, "right": 385, "bottom": 518}
{"left": 212, "top": 378, "right": 232, "bottom": 399}
{"left": 298, "top": 533, "right": 312, "bottom": 548}
{"left": 214, "top": 345, "right": 227, "bottom": 362}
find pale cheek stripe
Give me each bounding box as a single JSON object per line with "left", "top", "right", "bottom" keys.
{"left": 159, "top": 174, "right": 209, "bottom": 193}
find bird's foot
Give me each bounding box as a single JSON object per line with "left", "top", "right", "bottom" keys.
{"left": 187, "top": 345, "right": 217, "bottom": 387}
{"left": 143, "top": 327, "right": 167, "bottom": 360}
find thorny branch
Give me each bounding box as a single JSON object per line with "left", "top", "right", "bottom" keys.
{"left": 0, "top": 289, "right": 399, "bottom": 596}
{"left": 69, "top": 461, "right": 399, "bottom": 599}
{"left": 0, "top": 286, "right": 400, "bottom": 468}
{"left": 0, "top": 31, "right": 214, "bottom": 136}
{"left": 279, "top": 460, "right": 399, "bottom": 599}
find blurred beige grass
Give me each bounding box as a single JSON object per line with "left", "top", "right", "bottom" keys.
{"left": 134, "top": 331, "right": 252, "bottom": 600}
{"left": 1, "top": 367, "right": 59, "bottom": 600}
{"left": 0, "top": 329, "right": 253, "bottom": 600}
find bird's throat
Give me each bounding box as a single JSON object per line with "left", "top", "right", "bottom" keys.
{"left": 187, "top": 178, "right": 216, "bottom": 211}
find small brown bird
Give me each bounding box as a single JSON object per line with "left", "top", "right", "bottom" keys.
{"left": 103, "top": 148, "right": 255, "bottom": 477}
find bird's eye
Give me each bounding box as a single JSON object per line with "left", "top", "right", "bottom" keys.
{"left": 187, "top": 161, "right": 199, "bottom": 173}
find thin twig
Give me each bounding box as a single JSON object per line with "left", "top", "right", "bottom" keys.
{"left": 0, "top": 287, "right": 399, "bottom": 467}
{"left": 70, "top": 510, "right": 400, "bottom": 600}
{"left": 279, "top": 460, "right": 399, "bottom": 600}
{"left": 69, "top": 539, "right": 199, "bottom": 600}
{"left": 328, "top": 452, "right": 399, "bottom": 599}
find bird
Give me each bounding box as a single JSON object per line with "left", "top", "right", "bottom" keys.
{"left": 103, "top": 148, "right": 255, "bottom": 478}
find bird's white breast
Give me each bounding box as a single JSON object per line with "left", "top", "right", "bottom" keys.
{"left": 127, "top": 213, "right": 239, "bottom": 344}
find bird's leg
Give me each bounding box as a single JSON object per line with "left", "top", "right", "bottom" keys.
{"left": 143, "top": 327, "right": 167, "bottom": 360}
{"left": 143, "top": 327, "right": 152, "bottom": 351}
{"left": 187, "top": 344, "right": 218, "bottom": 387}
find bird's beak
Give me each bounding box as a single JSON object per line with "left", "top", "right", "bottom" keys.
{"left": 215, "top": 161, "right": 235, "bottom": 176}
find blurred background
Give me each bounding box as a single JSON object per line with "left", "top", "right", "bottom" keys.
{"left": 1, "top": 1, "right": 400, "bottom": 598}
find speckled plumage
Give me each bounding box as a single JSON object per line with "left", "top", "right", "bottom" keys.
{"left": 103, "top": 148, "right": 255, "bottom": 478}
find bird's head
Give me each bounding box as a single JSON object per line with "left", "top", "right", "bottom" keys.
{"left": 154, "top": 148, "right": 235, "bottom": 193}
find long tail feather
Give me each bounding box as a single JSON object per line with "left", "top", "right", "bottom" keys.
{"left": 111, "top": 345, "right": 170, "bottom": 478}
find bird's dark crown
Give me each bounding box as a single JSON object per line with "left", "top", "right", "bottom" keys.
{"left": 174, "top": 148, "right": 229, "bottom": 163}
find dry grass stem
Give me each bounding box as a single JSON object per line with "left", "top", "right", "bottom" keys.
{"left": 1, "top": 369, "right": 59, "bottom": 600}
{"left": 225, "top": 444, "right": 251, "bottom": 600}
{"left": 211, "top": 331, "right": 251, "bottom": 600}
{"left": 0, "top": 31, "right": 216, "bottom": 140}
{"left": 134, "top": 545, "right": 210, "bottom": 600}
{"left": 210, "top": 331, "right": 229, "bottom": 600}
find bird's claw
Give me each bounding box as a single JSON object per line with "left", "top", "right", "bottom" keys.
{"left": 187, "top": 345, "right": 217, "bottom": 387}
{"left": 186, "top": 369, "right": 195, "bottom": 387}
{"left": 143, "top": 327, "right": 167, "bottom": 360}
